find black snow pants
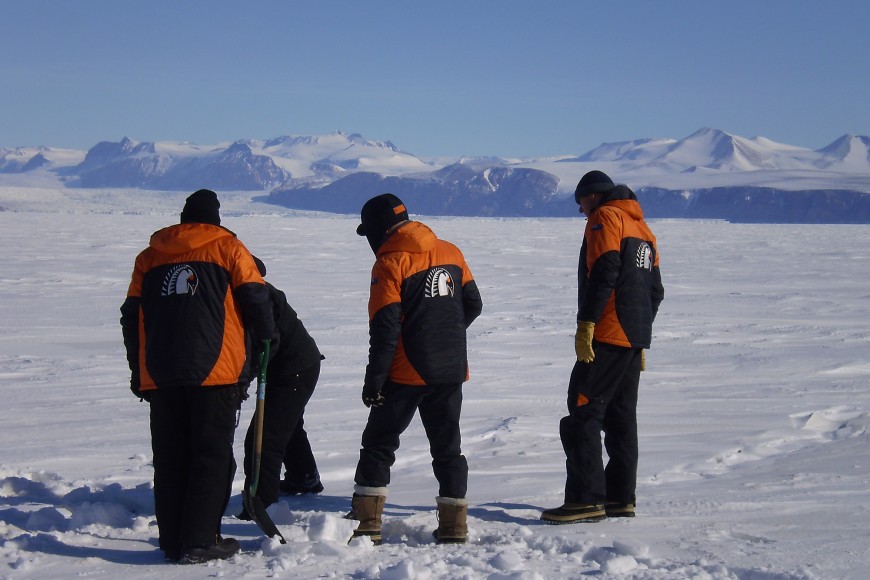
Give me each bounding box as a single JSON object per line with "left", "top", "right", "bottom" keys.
{"left": 149, "top": 384, "right": 240, "bottom": 552}
{"left": 243, "top": 360, "right": 320, "bottom": 507}
{"left": 281, "top": 415, "right": 320, "bottom": 487}
{"left": 354, "top": 381, "right": 468, "bottom": 499}
{"left": 560, "top": 342, "right": 642, "bottom": 505}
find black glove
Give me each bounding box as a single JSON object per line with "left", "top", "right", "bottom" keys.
{"left": 361, "top": 383, "right": 385, "bottom": 408}
{"left": 238, "top": 383, "right": 250, "bottom": 403}
{"left": 130, "top": 381, "right": 152, "bottom": 402}
{"left": 235, "top": 383, "right": 251, "bottom": 412}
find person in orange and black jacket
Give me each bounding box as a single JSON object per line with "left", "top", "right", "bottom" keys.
{"left": 348, "top": 194, "right": 483, "bottom": 546}
{"left": 238, "top": 255, "right": 324, "bottom": 519}
{"left": 120, "top": 189, "right": 276, "bottom": 564}
{"left": 542, "top": 171, "right": 664, "bottom": 525}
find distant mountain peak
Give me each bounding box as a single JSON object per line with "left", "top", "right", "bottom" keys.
{"left": 817, "top": 134, "right": 870, "bottom": 168}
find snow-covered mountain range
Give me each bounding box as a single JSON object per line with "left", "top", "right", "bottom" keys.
{"left": 0, "top": 132, "right": 431, "bottom": 190}
{"left": 3, "top": 128, "right": 870, "bottom": 222}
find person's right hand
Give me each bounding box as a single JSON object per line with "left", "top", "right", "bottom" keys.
{"left": 362, "top": 383, "right": 385, "bottom": 408}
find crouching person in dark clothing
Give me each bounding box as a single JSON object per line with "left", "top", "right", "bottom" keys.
{"left": 348, "top": 194, "right": 483, "bottom": 545}
{"left": 120, "top": 189, "right": 276, "bottom": 563}
{"left": 239, "top": 256, "right": 324, "bottom": 516}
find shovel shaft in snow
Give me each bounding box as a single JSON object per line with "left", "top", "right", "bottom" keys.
{"left": 243, "top": 340, "right": 287, "bottom": 544}
{"left": 250, "top": 342, "right": 268, "bottom": 496}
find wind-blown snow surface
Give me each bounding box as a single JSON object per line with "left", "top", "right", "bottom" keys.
{"left": 1, "top": 188, "right": 869, "bottom": 579}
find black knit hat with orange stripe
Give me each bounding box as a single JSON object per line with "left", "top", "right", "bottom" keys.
{"left": 357, "top": 193, "right": 409, "bottom": 252}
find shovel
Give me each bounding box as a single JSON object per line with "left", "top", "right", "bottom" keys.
{"left": 242, "top": 339, "right": 287, "bottom": 544}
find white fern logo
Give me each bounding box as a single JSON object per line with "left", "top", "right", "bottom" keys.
{"left": 425, "top": 268, "right": 454, "bottom": 298}
{"left": 162, "top": 264, "right": 199, "bottom": 296}
{"left": 636, "top": 242, "right": 653, "bottom": 271}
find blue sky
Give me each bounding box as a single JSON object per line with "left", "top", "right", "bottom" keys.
{"left": 2, "top": 1, "right": 869, "bottom": 157}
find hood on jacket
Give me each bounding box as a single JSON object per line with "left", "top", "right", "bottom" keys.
{"left": 376, "top": 221, "right": 437, "bottom": 257}
{"left": 594, "top": 185, "right": 645, "bottom": 220}
{"left": 149, "top": 223, "right": 235, "bottom": 255}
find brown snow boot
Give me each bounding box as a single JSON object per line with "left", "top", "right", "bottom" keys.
{"left": 434, "top": 496, "right": 468, "bottom": 544}
{"left": 348, "top": 491, "right": 386, "bottom": 545}
{"left": 540, "top": 502, "right": 605, "bottom": 524}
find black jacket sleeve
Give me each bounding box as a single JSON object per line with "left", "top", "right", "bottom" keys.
{"left": 651, "top": 265, "right": 664, "bottom": 322}
{"left": 235, "top": 282, "right": 278, "bottom": 345}
{"left": 120, "top": 296, "right": 141, "bottom": 387}
{"left": 462, "top": 279, "right": 483, "bottom": 328}
{"left": 364, "top": 302, "right": 403, "bottom": 391}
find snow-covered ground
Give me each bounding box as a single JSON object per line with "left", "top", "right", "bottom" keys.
{"left": 1, "top": 187, "right": 868, "bottom": 579}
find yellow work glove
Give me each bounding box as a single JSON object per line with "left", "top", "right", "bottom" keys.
{"left": 575, "top": 321, "right": 595, "bottom": 363}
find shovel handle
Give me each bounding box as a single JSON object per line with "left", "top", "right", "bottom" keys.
{"left": 250, "top": 339, "right": 270, "bottom": 497}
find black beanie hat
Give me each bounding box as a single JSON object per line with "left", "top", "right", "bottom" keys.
{"left": 180, "top": 189, "right": 221, "bottom": 225}
{"left": 574, "top": 170, "right": 615, "bottom": 204}
{"left": 356, "top": 193, "right": 409, "bottom": 237}
{"left": 357, "top": 193, "right": 410, "bottom": 254}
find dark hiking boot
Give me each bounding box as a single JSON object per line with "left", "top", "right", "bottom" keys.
{"left": 180, "top": 536, "right": 240, "bottom": 564}
{"left": 163, "top": 546, "right": 182, "bottom": 563}
{"left": 541, "top": 503, "right": 606, "bottom": 524}
{"left": 605, "top": 502, "right": 635, "bottom": 518}
{"left": 236, "top": 506, "right": 252, "bottom": 521}
{"left": 348, "top": 493, "right": 386, "bottom": 545}
{"left": 433, "top": 497, "right": 468, "bottom": 544}
{"left": 279, "top": 479, "right": 324, "bottom": 496}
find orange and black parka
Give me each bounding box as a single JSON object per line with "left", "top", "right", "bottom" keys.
{"left": 364, "top": 221, "right": 483, "bottom": 389}
{"left": 120, "top": 223, "right": 275, "bottom": 392}
{"left": 578, "top": 186, "right": 664, "bottom": 348}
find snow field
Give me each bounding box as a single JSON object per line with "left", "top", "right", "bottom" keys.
{"left": 1, "top": 188, "right": 869, "bottom": 578}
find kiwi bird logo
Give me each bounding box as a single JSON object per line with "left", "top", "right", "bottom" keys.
{"left": 162, "top": 264, "right": 199, "bottom": 296}
{"left": 425, "top": 267, "right": 455, "bottom": 298}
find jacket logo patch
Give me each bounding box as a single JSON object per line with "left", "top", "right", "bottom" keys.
{"left": 162, "top": 264, "right": 199, "bottom": 296}
{"left": 591, "top": 224, "right": 603, "bottom": 231}
{"left": 636, "top": 242, "right": 653, "bottom": 271}
{"left": 425, "top": 267, "right": 454, "bottom": 298}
